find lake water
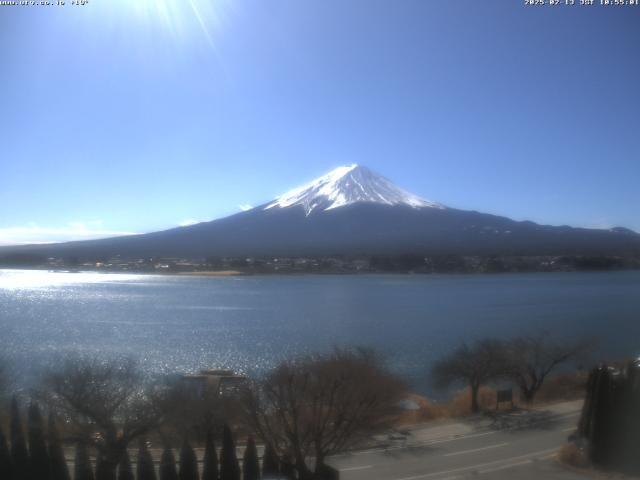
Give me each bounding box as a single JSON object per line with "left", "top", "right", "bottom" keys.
{"left": 1, "top": 269, "right": 639, "bottom": 393}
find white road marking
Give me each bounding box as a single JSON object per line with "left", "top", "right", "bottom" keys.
{"left": 478, "top": 452, "right": 557, "bottom": 474}
{"left": 340, "top": 410, "right": 581, "bottom": 457}
{"left": 442, "top": 442, "right": 509, "bottom": 457}
{"left": 478, "top": 459, "right": 533, "bottom": 474}
{"left": 392, "top": 447, "right": 560, "bottom": 480}
{"left": 340, "top": 465, "right": 373, "bottom": 472}
{"left": 420, "top": 431, "right": 498, "bottom": 446}
{"left": 538, "top": 453, "right": 558, "bottom": 461}
{"left": 347, "top": 431, "right": 499, "bottom": 456}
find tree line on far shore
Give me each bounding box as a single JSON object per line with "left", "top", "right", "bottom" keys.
{"left": 0, "top": 334, "right": 589, "bottom": 480}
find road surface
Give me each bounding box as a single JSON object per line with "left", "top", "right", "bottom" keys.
{"left": 328, "top": 401, "right": 587, "bottom": 480}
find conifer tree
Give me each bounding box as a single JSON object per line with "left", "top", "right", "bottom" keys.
{"left": 220, "top": 425, "right": 239, "bottom": 480}
{"left": 48, "top": 413, "right": 70, "bottom": 480}
{"left": 117, "top": 450, "right": 134, "bottom": 480}
{"left": 0, "top": 425, "right": 13, "bottom": 480}
{"left": 28, "top": 402, "right": 51, "bottom": 480}
{"left": 179, "top": 439, "right": 199, "bottom": 480}
{"left": 10, "top": 397, "right": 30, "bottom": 480}
{"left": 74, "top": 442, "right": 95, "bottom": 480}
{"left": 136, "top": 440, "right": 157, "bottom": 480}
{"left": 241, "top": 437, "right": 259, "bottom": 480}
{"left": 280, "top": 454, "right": 295, "bottom": 480}
{"left": 261, "top": 444, "right": 279, "bottom": 478}
{"left": 159, "top": 447, "right": 178, "bottom": 480}
{"left": 201, "top": 430, "right": 218, "bottom": 480}
{"left": 95, "top": 453, "right": 109, "bottom": 480}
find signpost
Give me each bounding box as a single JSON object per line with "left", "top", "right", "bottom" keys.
{"left": 496, "top": 388, "right": 514, "bottom": 410}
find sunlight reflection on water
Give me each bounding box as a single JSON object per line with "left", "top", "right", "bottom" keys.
{"left": 1, "top": 268, "right": 640, "bottom": 393}
{"left": 0, "top": 269, "right": 154, "bottom": 290}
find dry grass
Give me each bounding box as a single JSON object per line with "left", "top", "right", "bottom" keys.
{"left": 536, "top": 371, "right": 588, "bottom": 404}
{"left": 558, "top": 444, "right": 589, "bottom": 468}
{"left": 395, "top": 394, "right": 449, "bottom": 425}
{"left": 449, "top": 386, "right": 498, "bottom": 416}
{"left": 396, "top": 371, "right": 588, "bottom": 428}
{"left": 395, "top": 386, "right": 503, "bottom": 426}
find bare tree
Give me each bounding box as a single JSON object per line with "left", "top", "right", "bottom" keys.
{"left": 0, "top": 359, "right": 6, "bottom": 395}
{"left": 503, "top": 332, "right": 589, "bottom": 403}
{"left": 158, "top": 376, "right": 226, "bottom": 443}
{"left": 432, "top": 339, "right": 506, "bottom": 413}
{"left": 39, "top": 357, "right": 165, "bottom": 480}
{"left": 0, "top": 356, "right": 12, "bottom": 405}
{"left": 243, "top": 349, "right": 406, "bottom": 480}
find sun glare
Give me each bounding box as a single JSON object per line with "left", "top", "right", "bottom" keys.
{"left": 104, "top": 0, "right": 230, "bottom": 49}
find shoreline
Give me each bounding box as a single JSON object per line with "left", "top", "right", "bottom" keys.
{"left": 1, "top": 266, "right": 640, "bottom": 278}
{"left": 175, "top": 270, "right": 244, "bottom": 276}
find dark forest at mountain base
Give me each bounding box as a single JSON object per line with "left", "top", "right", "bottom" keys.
{"left": 1, "top": 253, "right": 639, "bottom": 275}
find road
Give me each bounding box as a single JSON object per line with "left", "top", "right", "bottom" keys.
{"left": 327, "top": 401, "right": 587, "bottom": 480}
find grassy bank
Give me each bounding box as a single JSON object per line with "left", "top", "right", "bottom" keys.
{"left": 396, "top": 371, "right": 588, "bottom": 426}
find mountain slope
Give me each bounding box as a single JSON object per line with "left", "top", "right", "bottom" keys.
{"left": 1, "top": 165, "right": 639, "bottom": 260}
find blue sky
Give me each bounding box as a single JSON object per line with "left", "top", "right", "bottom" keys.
{"left": 1, "top": 0, "right": 638, "bottom": 244}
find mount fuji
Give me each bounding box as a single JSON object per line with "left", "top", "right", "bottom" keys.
{"left": 2, "top": 165, "right": 639, "bottom": 260}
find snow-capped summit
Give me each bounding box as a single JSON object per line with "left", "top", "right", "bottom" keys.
{"left": 264, "top": 164, "right": 444, "bottom": 216}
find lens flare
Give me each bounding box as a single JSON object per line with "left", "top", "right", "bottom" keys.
{"left": 93, "top": 0, "right": 231, "bottom": 50}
